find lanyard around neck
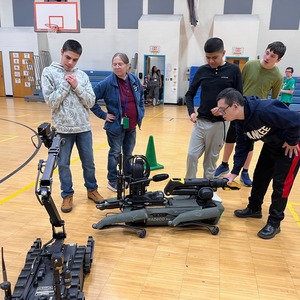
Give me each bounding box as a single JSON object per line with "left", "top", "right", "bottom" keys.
{"left": 118, "top": 77, "right": 129, "bottom": 114}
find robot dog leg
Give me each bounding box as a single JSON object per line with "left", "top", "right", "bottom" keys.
{"left": 168, "top": 203, "right": 225, "bottom": 235}
{"left": 93, "top": 209, "right": 148, "bottom": 238}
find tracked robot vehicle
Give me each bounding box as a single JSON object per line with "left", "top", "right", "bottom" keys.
{"left": 1, "top": 123, "right": 94, "bottom": 300}
{"left": 93, "top": 154, "right": 239, "bottom": 237}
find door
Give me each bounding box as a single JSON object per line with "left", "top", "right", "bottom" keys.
{"left": 0, "top": 52, "right": 5, "bottom": 97}
{"left": 9, "top": 51, "right": 35, "bottom": 98}
{"left": 144, "top": 55, "right": 166, "bottom": 101}
{"left": 226, "top": 56, "right": 249, "bottom": 71}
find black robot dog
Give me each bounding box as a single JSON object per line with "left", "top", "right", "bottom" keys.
{"left": 93, "top": 154, "right": 239, "bottom": 237}
{"left": 1, "top": 123, "right": 94, "bottom": 300}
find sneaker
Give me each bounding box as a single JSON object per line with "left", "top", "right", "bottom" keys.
{"left": 240, "top": 171, "right": 252, "bottom": 187}
{"left": 214, "top": 164, "right": 229, "bottom": 178}
{"left": 61, "top": 195, "right": 73, "bottom": 213}
{"left": 107, "top": 181, "right": 117, "bottom": 192}
{"left": 87, "top": 189, "right": 104, "bottom": 204}
{"left": 212, "top": 192, "right": 222, "bottom": 203}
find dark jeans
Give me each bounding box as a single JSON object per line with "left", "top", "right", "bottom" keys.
{"left": 106, "top": 129, "right": 136, "bottom": 183}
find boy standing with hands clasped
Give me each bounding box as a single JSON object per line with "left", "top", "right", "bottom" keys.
{"left": 42, "top": 39, "right": 103, "bottom": 213}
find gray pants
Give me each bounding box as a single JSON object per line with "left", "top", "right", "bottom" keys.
{"left": 186, "top": 118, "right": 229, "bottom": 179}
{"left": 148, "top": 82, "right": 159, "bottom": 100}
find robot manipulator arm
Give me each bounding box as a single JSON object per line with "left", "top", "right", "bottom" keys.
{"left": 0, "top": 123, "right": 94, "bottom": 300}
{"left": 164, "top": 177, "right": 239, "bottom": 196}
{"left": 35, "top": 128, "right": 66, "bottom": 239}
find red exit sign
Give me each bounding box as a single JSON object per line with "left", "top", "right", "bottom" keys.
{"left": 149, "top": 45, "right": 160, "bottom": 53}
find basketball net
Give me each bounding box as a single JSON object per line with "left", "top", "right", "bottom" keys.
{"left": 45, "top": 23, "right": 59, "bottom": 40}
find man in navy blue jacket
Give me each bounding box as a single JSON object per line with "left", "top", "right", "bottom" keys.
{"left": 215, "top": 88, "right": 300, "bottom": 239}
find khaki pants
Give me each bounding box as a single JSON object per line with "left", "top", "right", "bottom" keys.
{"left": 186, "top": 119, "right": 229, "bottom": 179}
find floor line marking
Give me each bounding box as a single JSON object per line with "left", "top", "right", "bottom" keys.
{"left": 0, "top": 108, "right": 166, "bottom": 204}
{"left": 287, "top": 202, "right": 300, "bottom": 228}
{"left": 0, "top": 141, "right": 109, "bottom": 204}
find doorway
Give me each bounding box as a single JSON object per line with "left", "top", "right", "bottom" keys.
{"left": 144, "top": 55, "right": 166, "bottom": 102}
{"left": 9, "top": 51, "right": 35, "bottom": 98}
{"left": 225, "top": 56, "right": 249, "bottom": 71}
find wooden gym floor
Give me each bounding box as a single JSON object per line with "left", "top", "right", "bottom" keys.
{"left": 1, "top": 97, "right": 300, "bottom": 299}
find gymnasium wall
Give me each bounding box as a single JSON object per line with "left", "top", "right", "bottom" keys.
{"left": 0, "top": 0, "right": 299, "bottom": 98}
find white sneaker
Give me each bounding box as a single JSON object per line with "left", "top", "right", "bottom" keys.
{"left": 212, "top": 192, "right": 222, "bottom": 203}
{"left": 107, "top": 181, "right": 117, "bottom": 192}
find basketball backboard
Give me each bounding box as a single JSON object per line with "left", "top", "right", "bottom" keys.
{"left": 34, "top": 2, "right": 79, "bottom": 33}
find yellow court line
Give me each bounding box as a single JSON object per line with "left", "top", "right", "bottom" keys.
{"left": 0, "top": 136, "right": 18, "bottom": 142}
{"left": 0, "top": 182, "right": 35, "bottom": 205}
{"left": 0, "top": 110, "right": 165, "bottom": 204}
{"left": 94, "top": 142, "right": 109, "bottom": 151}
{"left": 0, "top": 134, "right": 18, "bottom": 136}
{"left": 143, "top": 110, "right": 165, "bottom": 123}
{"left": 2, "top": 108, "right": 300, "bottom": 231}
{"left": 287, "top": 202, "right": 300, "bottom": 229}
{"left": 0, "top": 157, "right": 74, "bottom": 205}
{"left": 289, "top": 202, "right": 300, "bottom": 206}
{"left": 0, "top": 140, "right": 110, "bottom": 204}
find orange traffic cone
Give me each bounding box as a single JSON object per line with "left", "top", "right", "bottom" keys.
{"left": 145, "top": 136, "right": 164, "bottom": 170}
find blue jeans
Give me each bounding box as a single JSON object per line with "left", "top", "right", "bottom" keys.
{"left": 58, "top": 131, "right": 98, "bottom": 198}
{"left": 106, "top": 129, "right": 136, "bottom": 183}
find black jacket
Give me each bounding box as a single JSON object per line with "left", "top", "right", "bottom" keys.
{"left": 185, "top": 62, "right": 243, "bottom": 122}
{"left": 232, "top": 96, "right": 300, "bottom": 174}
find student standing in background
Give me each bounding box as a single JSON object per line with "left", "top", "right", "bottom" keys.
{"left": 147, "top": 66, "right": 161, "bottom": 106}
{"left": 280, "top": 67, "right": 295, "bottom": 107}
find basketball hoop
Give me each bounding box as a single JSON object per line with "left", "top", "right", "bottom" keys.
{"left": 45, "top": 23, "right": 60, "bottom": 39}
{"left": 45, "top": 23, "right": 60, "bottom": 33}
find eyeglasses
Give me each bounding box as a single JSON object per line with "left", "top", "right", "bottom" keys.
{"left": 217, "top": 105, "right": 230, "bottom": 115}
{"left": 285, "top": 70, "right": 292, "bottom": 73}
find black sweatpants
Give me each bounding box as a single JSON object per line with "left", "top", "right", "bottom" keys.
{"left": 248, "top": 142, "right": 300, "bottom": 227}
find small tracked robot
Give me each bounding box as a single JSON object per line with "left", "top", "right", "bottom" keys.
{"left": 93, "top": 154, "right": 239, "bottom": 237}
{"left": 1, "top": 123, "right": 94, "bottom": 300}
